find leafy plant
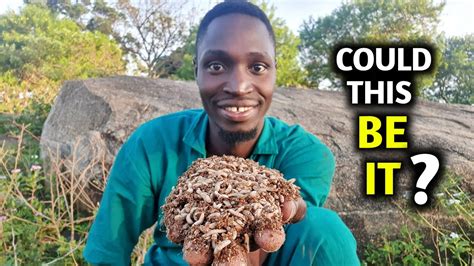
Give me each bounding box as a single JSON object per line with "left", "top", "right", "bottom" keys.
{"left": 363, "top": 171, "right": 473, "bottom": 265}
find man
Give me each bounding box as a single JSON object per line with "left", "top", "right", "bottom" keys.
{"left": 84, "top": 1, "right": 359, "bottom": 265}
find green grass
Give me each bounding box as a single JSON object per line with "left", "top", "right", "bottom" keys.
{"left": 362, "top": 172, "right": 473, "bottom": 265}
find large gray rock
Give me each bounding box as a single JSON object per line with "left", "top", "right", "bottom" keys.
{"left": 41, "top": 76, "right": 473, "bottom": 251}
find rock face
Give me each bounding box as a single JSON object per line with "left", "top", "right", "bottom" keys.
{"left": 41, "top": 76, "right": 473, "bottom": 252}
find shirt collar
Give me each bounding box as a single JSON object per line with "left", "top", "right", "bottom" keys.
{"left": 251, "top": 117, "right": 278, "bottom": 155}
{"left": 183, "top": 109, "right": 278, "bottom": 156}
{"left": 183, "top": 109, "right": 208, "bottom": 156}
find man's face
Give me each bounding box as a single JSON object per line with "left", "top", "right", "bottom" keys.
{"left": 196, "top": 14, "right": 276, "bottom": 138}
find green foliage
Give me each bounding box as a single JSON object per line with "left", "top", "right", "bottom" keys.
{"left": 299, "top": 0, "right": 444, "bottom": 89}
{"left": 0, "top": 5, "right": 124, "bottom": 136}
{"left": 423, "top": 34, "right": 473, "bottom": 104}
{"left": 255, "top": 1, "right": 306, "bottom": 87}
{"left": 363, "top": 172, "right": 473, "bottom": 265}
{"left": 364, "top": 226, "right": 435, "bottom": 265}
{"left": 25, "top": 0, "right": 121, "bottom": 37}
{"left": 173, "top": 26, "right": 197, "bottom": 81}
{"left": 0, "top": 5, "right": 124, "bottom": 81}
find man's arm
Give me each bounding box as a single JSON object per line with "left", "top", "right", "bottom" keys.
{"left": 83, "top": 131, "right": 158, "bottom": 265}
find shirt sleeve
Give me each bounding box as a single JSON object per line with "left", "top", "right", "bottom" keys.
{"left": 83, "top": 130, "right": 158, "bottom": 265}
{"left": 278, "top": 129, "right": 336, "bottom": 207}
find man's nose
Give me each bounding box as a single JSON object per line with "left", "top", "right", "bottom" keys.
{"left": 223, "top": 67, "right": 253, "bottom": 95}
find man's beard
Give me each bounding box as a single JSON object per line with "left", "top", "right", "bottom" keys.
{"left": 218, "top": 127, "right": 258, "bottom": 147}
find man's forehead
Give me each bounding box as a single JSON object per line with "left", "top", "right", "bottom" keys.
{"left": 197, "top": 13, "right": 275, "bottom": 58}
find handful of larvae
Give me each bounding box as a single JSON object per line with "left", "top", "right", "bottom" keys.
{"left": 162, "top": 155, "right": 301, "bottom": 265}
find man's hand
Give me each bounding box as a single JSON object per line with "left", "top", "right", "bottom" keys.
{"left": 281, "top": 197, "right": 307, "bottom": 224}
{"left": 186, "top": 197, "right": 307, "bottom": 266}
{"left": 248, "top": 197, "right": 307, "bottom": 265}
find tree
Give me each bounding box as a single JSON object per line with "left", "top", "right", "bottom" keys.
{"left": 0, "top": 5, "right": 124, "bottom": 133}
{"left": 25, "top": 0, "right": 192, "bottom": 78}
{"left": 173, "top": 26, "right": 197, "bottom": 81}
{"left": 423, "top": 35, "right": 473, "bottom": 104}
{"left": 115, "top": 0, "right": 191, "bottom": 77}
{"left": 299, "top": 0, "right": 445, "bottom": 89}
{"left": 0, "top": 5, "right": 124, "bottom": 82}
{"left": 25, "top": 0, "right": 123, "bottom": 39}
{"left": 254, "top": 1, "right": 306, "bottom": 87}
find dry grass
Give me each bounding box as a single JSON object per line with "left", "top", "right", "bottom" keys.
{"left": 0, "top": 124, "right": 154, "bottom": 265}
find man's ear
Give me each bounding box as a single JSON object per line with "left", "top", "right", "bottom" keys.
{"left": 193, "top": 57, "right": 198, "bottom": 79}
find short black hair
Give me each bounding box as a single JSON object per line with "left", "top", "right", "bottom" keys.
{"left": 195, "top": 0, "right": 276, "bottom": 57}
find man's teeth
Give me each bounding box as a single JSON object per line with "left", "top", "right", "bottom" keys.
{"left": 224, "top": 106, "right": 253, "bottom": 113}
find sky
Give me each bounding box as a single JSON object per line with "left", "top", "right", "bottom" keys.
{"left": 0, "top": 0, "right": 472, "bottom": 36}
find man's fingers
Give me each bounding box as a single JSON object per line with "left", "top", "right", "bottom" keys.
{"left": 282, "top": 198, "right": 307, "bottom": 224}
{"left": 254, "top": 227, "right": 286, "bottom": 252}
{"left": 213, "top": 243, "right": 249, "bottom": 266}
{"left": 291, "top": 197, "right": 307, "bottom": 223}
{"left": 183, "top": 237, "right": 212, "bottom": 265}
{"left": 166, "top": 222, "right": 185, "bottom": 243}
{"left": 281, "top": 200, "right": 298, "bottom": 223}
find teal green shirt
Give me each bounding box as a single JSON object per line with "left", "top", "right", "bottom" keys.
{"left": 83, "top": 109, "right": 335, "bottom": 265}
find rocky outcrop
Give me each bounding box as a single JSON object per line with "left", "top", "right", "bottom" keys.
{"left": 41, "top": 76, "right": 473, "bottom": 251}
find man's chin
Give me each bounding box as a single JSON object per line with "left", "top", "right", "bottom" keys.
{"left": 218, "top": 127, "right": 258, "bottom": 146}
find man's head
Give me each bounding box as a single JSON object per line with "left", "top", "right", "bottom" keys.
{"left": 195, "top": 1, "right": 276, "bottom": 146}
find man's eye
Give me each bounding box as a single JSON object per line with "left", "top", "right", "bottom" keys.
{"left": 207, "top": 63, "right": 225, "bottom": 73}
{"left": 250, "top": 63, "right": 268, "bottom": 74}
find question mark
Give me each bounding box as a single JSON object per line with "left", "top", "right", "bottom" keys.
{"left": 410, "top": 154, "right": 439, "bottom": 205}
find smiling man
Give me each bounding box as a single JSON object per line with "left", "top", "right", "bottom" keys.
{"left": 83, "top": 1, "right": 359, "bottom": 265}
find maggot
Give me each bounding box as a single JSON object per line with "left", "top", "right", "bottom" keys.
{"left": 231, "top": 230, "right": 237, "bottom": 240}
{"left": 174, "top": 214, "right": 186, "bottom": 221}
{"left": 229, "top": 209, "right": 246, "bottom": 220}
{"left": 214, "top": 181, "right": 223, "bottom": 192}
{"left": 196, "top": 188, "right": 212, "bottom": 203}
{"left": 279, "top": 194, "right": 285, "bottom": 203}
{"left": 208, "top": 212, "right": 221, "bottom": 219}
{"left": 244, "top": 233, "right": 250, "bottom": 252}
{"left": 214, "top": 240, "right": 232, "bottom": 254}
{"left": 186, "top": 207, "right": 197, "bottom": 224}
{"left": 214, "top": 191, "right": 229, "bottom": 199}
{"left": 203, "top": 229, "right": 227, "bottom": 238}
{"left": 229, "top": 193, "right": 246, "bottom": 198}
{"left": 243, "top": 210, "right": 254, "bottom": 221}
{"left": 193, "top": 212, "right": 205, "bottom": 226}
{"left": 224, "top": 184, "right": 232, "bottom": 194}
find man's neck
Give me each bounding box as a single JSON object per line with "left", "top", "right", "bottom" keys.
{"left": 206, "top": 125, "right": 262, "bottom": 158}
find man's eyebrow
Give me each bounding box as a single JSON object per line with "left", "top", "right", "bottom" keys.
{"left": 200, "top": 50, "right": 230, "bottom": 59}
{"left": 247, "top": 51, "right": 273, "bottom": 60}
{"left": 200, "top": 50, "right": 273, "bottom": 61}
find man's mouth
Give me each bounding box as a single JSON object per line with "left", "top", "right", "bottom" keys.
{"left": 217, "top": 104, "right": 258, "bottom": 122}
{"left": 223, "top": 106, "right": 254, "bottom": 113}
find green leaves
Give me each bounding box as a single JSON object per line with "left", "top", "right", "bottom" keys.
{"left": 255, "top": 1, "right": 306, "bottom": 87}
{"left": 423, "top": 35, "right": 474, "bottom": 104}
{"left": 299, "top": 0, "right": 444, "bottom": 89}
{"left": 0, "top": 5, "right": 124, "bottom": 134}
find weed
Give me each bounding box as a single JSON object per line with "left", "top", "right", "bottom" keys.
{"left": 363, "top": 171, "right": 473, "bottom": 265}
{"left": 0, "top": 124, "right": 153, "bottom": 265}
